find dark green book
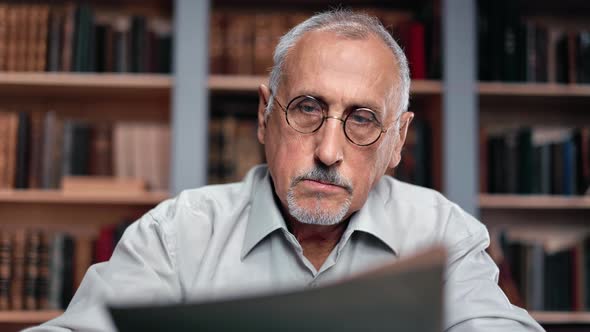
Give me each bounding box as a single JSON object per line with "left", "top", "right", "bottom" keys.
{"left": 516, "top": 128, "right": 533, "bottom": 194}
{"left": 131, "top": 16, "right": 147, "bottom": 73}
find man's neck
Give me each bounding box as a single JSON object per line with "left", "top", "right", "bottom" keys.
{"left": 287, "top": 218, "right": 349, "bottom": 271}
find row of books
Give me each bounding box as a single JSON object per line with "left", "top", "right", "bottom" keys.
{"left": 0, "top": 229, "right": 74, "bottom": 311}
{"left": 495, "top": 228, "right": 590, "bottom": 311}
{"left": 478, "top": 0, "right": 590, "bottom": 83}
{"left": 209, "top": 7, "right": 440, "bottom": 79}
{"left": 0, "top": 110, "right": 170, "bottom": 191}
{"left": 0, "top": 2, "right": 172, "bottom": 73}
{"left": 482, "top": 127, "right": 590, "bottom": 195}
{"left": 208, "top": 113, "right": 264, "bottom": 184}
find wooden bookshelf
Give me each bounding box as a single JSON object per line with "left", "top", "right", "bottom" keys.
{"left": 531, "top": 311, "right": 590, "bottom": 324}
{"left": 0, "top": 190, "right": 169, "bottom": 205}
{"left": 0, "top": 73, "right": 171, "bottom": 99}
{"left": 0, "top": 310, "right": 62, "bottom": 324}
{"left": 479, "top": 82, "right": 590, "bottom": 97}
{"left": 479, "top": 194, "right": 590, "bottom": 209}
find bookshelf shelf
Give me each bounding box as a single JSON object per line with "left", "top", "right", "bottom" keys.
{"left": 479, "top": 82, "right": 590, "bottom": 97}
{"left": 479, "top": 194, "right": 590, "bottom": 209}
{"left": 531, "top": 311, "right": 590, "bottom": 324}
{"left": 209, "top": 75, "right": 443, "bottom": 95}
{"left": 0, "top": 73, "right": 172, "bottom": 98}
{"left": 0, "top": 310, "right": 62, "bottom": 323}
{"left": 0, "top": 190, "right": 169, "bottom": 205}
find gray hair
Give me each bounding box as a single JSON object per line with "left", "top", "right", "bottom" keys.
{"left": 265, "top": 9, "right": 411, "bottom": 121}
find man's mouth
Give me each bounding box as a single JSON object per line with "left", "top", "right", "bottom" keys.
{"left": 301, "top": 179, "right": 352, "bottom": 194}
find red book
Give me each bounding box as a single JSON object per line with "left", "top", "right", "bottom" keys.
{"left": 94, "top": 224, "right": 116, "bottom": 263}
{"left": 408, "top": 21, "right": 426, "bottom": 80}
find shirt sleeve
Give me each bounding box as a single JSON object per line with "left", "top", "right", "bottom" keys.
{"left": 23, "top": 208, "right": 182, "bottom": 332}
{"left": 443, "top": 206, "right": 545, "bottom": 332}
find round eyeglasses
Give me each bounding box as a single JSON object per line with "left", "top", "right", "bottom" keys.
{"left": 272, "top": 94, "right": 388, "bottom": 146}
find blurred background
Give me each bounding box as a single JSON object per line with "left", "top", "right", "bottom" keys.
{"left": 0, "top": 0, "right": 588, "bottom": 331}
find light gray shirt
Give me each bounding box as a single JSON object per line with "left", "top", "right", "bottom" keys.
{"left": 28, "top": 165, "right": 544, "bottom": 331}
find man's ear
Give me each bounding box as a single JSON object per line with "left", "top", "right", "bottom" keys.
{"left": 388, "top": 111, "right": 414, "bottom": 169}
{"left": 257, "top": 84, "right": 271, "bottom": 144}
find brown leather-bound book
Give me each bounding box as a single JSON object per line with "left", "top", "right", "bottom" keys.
{"left": 5, "top": 4, "right": 18, "bottom": 71}
{"left": 89, "top": 123, "right": 113, "bottom": 176}
{"left": 0, "top": 112, "right": 8, "bottom": 188}
{"left": 11, "top": 229, "right": 26, "bottom": 310}
{"left": 37, "top": 231, "right": 50, "bottom": 309}
{"left": 5, "top": 111, "right": 18, "bottom": 189}
{"left": 24, "top": 230, "right": 40, "bottom": 310}
{"left": 209, "top": 10, "right": 226, "bottom": 74}
{"left": 225, "top": 11, "right": 254, "bottom": 75}
{"left": 35, "top": 5, "right": 50, "bottom": 72}
{"left": 61, "top": 3, "right": 76, "bottom": 72}
{"left": 15, "top": 4, "right": 29, "bottom": 71}
{"left": 28, "top": 111, "right": 45, "bottom": 188}
{"left": 0, "top": 230, "right": 12, "bottom": 310}
{"left": 41, "top": 111, "right": 64, "bottom": 189}
{"left": 0, "top": 3, "right": 8, "bottom": 71}
{"left": 25, "top": 4, "right": 37, "bottom": 71}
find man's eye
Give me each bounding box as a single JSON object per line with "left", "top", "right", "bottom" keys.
{"left": 298, "top": 103, "right": 321, "bottom": 114}
{"left": 350, "top": 114, "right": 373, "bottom": 124}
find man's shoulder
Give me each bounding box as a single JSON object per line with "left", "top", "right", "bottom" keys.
{"left": 148, "top": 166, "right": 267, "bottom": 228}
{"left": 376, "top": 175, "right": 451, "bottom": 209}
{"left": 376, "top": 176, "right": 488, "bottom": 251}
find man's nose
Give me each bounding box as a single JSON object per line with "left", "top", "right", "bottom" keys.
{"left": 313, "top": 117, "right": 345, "bottom": 167}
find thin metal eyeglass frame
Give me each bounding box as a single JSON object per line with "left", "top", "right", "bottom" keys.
{"left": 272, "top": 94, "right": 396, "bottom": 147}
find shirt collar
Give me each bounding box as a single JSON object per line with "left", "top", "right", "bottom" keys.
{"left": 241, "top": 170, "right": 287, "bottom": 260}
{"left": 344, "top": 182, "right": 399, "bottom": 255}
{"left": 241, "top": 167, "right": 399, "bottom": 259}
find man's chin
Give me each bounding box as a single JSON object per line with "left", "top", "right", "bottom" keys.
{"left": 287, "top": 201, "right": 350, "bottom": 226}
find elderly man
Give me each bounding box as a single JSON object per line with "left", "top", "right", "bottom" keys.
{"left": 29, "top": 10, "right": 543, "bottom": 332}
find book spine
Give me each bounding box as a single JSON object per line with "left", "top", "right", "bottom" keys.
{"left": 36, "top": 5, "right": 50, "bottom": 72}
{"left": 0, "top": 230, "right": 11, "bottom": 310}
{"left": 37, "top": 231, "right": 50, "bottom": 309}
{"left": 0, "top": 112, "right": 8, "bottom": 188}
{"left": 15, "top": 112, "right": 31, "bottom": 189}
{"left": 5, "top": 111, "right": 19, "bottom": 189}
{"left": 0, "top": 4, "right": 8, "bottom": 71}
{"left": 61, "top": 3, "right": 75, "bottom": 72}
{"left": 11, "top": 229, "right": 26, "bottom": 310}
{"left": 24, "top": 230, "right": 40, "bottom": 310}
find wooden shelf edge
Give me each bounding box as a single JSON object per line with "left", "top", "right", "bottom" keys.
{"left": 209, "top": 75, "right": 442, "bottom": 95}
{"left": 0, "top": 190, "right": 170, "bottom": 205}
{"left": 531, "top": 311, "right": 590, "bottom": 324}
{"left": 479, "top": 194, "right": 590, "bottom": 209}
{"left": 0, "top": 72, "right": 172, "bottom": 89}
{"left": 0, "top": 310, "right": 63, "bottom": 323}
{"left": 479, "top": 82, "right": 590, "bottom": 97}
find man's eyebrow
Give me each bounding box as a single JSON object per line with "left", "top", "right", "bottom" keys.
{"left": 292, "top": 90, "right": 384, "bottom": 115}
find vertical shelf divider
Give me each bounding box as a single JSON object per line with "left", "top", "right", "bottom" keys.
{"left": 442, "top": 0, "right": 478, "bottom": 216}
{"left": 171, "top": 0, "right": 211, "bottom": 194}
